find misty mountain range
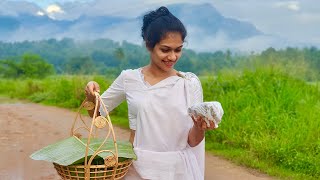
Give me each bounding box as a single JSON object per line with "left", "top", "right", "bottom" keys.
{"left": 0, "top": 1, "right": 286, "bottom": 52}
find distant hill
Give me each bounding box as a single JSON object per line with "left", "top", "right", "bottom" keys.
{"left": 0, "top": 1, "right": 269, "bottom": 52}
{"left": 169, "top": 3, "right": 262, "bottom": 39}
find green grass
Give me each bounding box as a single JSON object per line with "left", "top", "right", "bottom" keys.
{"left": 0, "top": 75, "right": 129, "bottom": 126}
{"left": 202, "top": 66, "right": 320, "bottom": 179}
{"left": 1, "top": 66, "right": 319, "bottom": 179}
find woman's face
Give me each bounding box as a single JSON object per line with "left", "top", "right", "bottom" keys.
{"left": 149, "top": 32, "right": 183, "bottom": 72}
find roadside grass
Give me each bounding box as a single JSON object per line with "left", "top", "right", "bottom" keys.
{"left": 202, "top": 66, "right": 320, "bottom": 180}
{"left": 0, "top": 75, "right": 129, "bottom": 126}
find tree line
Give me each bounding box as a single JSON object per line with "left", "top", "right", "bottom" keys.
{"left": 0, "top": 38, "right": 319, "bottom": 80}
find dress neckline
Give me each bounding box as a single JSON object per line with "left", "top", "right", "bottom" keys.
{"left": 138, "top": 68, "right": 184, "bottom": 89}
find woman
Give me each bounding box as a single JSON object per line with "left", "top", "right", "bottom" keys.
{"left": 85, "top": 6, "right": 217, "bottom": 180}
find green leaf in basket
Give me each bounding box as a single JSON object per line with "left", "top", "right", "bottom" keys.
{"left": 30, "top": 136, "right": 137, "bottom": 166}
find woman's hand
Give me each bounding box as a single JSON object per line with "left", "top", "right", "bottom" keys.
{"left": 191, "top": 115, "right": 216, "bottom": 131}
{"left": 188, "top": 115, "right": 216, "bottom": 147}
{"left": 84, "top": 81, "right": 100, "bottom": 102}
{"left": 84, "top": 81, "right": 101, "bottom": 117}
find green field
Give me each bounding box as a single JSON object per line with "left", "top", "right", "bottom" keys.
{"left": 0, "top": 67, "right": 319, "bottom": 180}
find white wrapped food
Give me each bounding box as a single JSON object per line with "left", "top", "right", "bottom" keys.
{"left": 188, "top": 101, "right": 224, "bottom": 128}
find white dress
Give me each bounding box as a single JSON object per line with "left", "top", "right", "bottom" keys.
{"left": 99, "top": 68, "right": 204, "bottom": 180}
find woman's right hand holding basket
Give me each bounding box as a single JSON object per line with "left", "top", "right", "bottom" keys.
{"left": 84, "top": 81, "right": 101, "bottom": 117}
{"left": 85, "top": 81, "right": 100, "bottom": 102}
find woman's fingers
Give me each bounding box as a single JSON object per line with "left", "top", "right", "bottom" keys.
{"left": 208, "top": 121, "right": 215, "bottom": 130}
{"left": 191, "top": 115, "right": 217, "bottom": 131}
{"left": 88, "top": 81, "right": 97, "bottom": 95}
{"left": 201, "top": 121, "right": 207, "bottom": 130}
{"left": 191, "top": 115, "right": 196, "bottom": 122}
{"left": 86, "top": 81, "right": 100, "bottom": 95}
{"left": 191, "top": 115, "right": 202, "bottom": 129}
{"left": 84, "top": 81, "right": 100, "bottom": 103}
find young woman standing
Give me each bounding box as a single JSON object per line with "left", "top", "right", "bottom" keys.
{"left": 85, "top": 6, "right": 218, "bottom": 180}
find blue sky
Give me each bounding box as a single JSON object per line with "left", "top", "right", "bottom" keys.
{"left": 12, "top": 0, "right": 92, "bottom": 7}
{"left": 9, "top": 0, "right": 318, "bottom": 45}
{"left": 2, "top": 0, "right": 320, "bottom": 51}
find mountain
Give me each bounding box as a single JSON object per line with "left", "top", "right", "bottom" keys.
{"left": 0, "top": 2, "right": 267, "bottom": 52}
{"left": 169, "top": 3, "right": 262, "bottom": 39}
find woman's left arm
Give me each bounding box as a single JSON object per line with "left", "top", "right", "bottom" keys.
{"left": 188, "top": 116, "right": 215, "bottom": 147}
{"left": 186, "top": 73, "right": 215, "bottom": 147}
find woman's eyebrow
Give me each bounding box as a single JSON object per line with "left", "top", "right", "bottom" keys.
{"left": 160, "top": 45, "right": 183, "bottom": 49}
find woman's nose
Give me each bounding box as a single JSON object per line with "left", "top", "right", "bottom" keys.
{"left": 167, "top": 51, "right": 176, "bottom": 61}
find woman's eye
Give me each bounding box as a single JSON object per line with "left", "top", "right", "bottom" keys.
{"left": 161, "top": 49, "right": 170, "bottom": 53}
{"left": 160, "top": 48, "right": 182, "bottom": 53}
{"left": 175, "top": 49, "right": 182, "bottom": 53}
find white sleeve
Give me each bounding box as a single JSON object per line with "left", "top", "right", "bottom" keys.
{"left": 99, "top": 71, "right": 126, "bottom": 117}
{"left": 190, "top": 74, "right": 203, "bottom": 105}
{"left": 185, "top": 72, "right": 203, "bottom": 106}
{"left": 185, "top": 72, "right": 205, "bottom": 175}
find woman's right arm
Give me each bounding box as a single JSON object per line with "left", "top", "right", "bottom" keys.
{"left": 85, "top": 71, "right": 126, "bottom": 117}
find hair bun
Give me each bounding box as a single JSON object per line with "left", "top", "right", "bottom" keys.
{"left": 156, "top": 6, "right": 170, "bottom": 17}
{"left": 147, "top": 6, "right": 170, "bottom": 22}
{"left": 142, "top": 6, "right": 171, "bottom": 40}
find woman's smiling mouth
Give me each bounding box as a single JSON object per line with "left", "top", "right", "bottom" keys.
{"left": 163, "top": 60, "right": 175, "bottom": 67}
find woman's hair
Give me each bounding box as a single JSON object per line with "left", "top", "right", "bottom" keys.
{"left": 141, "top": 6, "right": 187, "bottom": 49}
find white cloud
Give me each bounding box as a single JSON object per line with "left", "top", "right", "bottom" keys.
{"left": 51, "top": 0, "right": 206, "bottom": 19}
{"left": 274, "top": 1, "right": 300, "bottom": 11}
{"left": 36, "top": 11, "right": 45, "bottom": 16}
{"left": 46, "top": 4, "right": 64, "bottom": 14}
{"left": 2, "top": 0, "right": 320, "bottom": 50}
{"left": 296, "top": 12, "right": 320, "bottom": 23}
{"left": 288, "top": 3, "right": 300, "bottom": 11}
{"left": 211, "top": 0, "right": 320, "bottom": 47}
{"left": 185, "top": 30, "right": 289, "bottom": 52}
{"left": 45, "top": 4, "right": 65, "bottom": 19}
{"left": 101, "top": 21, "right": 142, "bottom": 45}
{"left": 7, "top": 24, "right": 61, "bottom": 42}
{"left": 0, "top": 1, "right": 42, "bottom": 16}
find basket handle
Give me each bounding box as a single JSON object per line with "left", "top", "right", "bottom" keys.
{"left": 71, "top": 91, "right": 119, "bottom": 179}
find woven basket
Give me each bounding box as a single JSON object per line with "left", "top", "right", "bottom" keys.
{"left": 54, "top": 92, "right": 133, "bottom": 179}
{"left": 53, "top": 159, "right": 132, "bottom": 179}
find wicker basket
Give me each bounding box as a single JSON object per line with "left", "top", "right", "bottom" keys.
{"left": 54, "top": 92, "right": 133, "bottom": 180}
{"left": 53, "top": 159, "right": 132, "bottom": 180}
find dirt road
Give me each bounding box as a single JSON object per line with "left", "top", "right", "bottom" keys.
{"left": 0, "top": 100, "right": 274, "bottom": 180}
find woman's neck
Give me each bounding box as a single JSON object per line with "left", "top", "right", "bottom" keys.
{"left": 143, "top": 64, "right": 177, "bottom": 79}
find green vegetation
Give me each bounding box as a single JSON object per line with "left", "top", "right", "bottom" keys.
{"left": 203, "top": 66, "right": 320, "bottom": 179}
{"left": 1, "top": 38, "right": 320, "bottom": 179}
{"left": 0, "top": 75, "right": 129, "bottom": 127}
{"left": 0, "top": 54, "right": 55, "bottom": 78}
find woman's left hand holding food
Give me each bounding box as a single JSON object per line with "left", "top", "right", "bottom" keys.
{"left": 191, "top": 115, "right": 216, "bottom": 131}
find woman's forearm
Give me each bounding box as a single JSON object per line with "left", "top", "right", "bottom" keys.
{"left": 188, "top": 126, "right": 205, "bottom": 147}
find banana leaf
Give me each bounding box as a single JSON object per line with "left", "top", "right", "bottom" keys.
{"left": 30, "top": 136, "right": 136, "bottom": 166}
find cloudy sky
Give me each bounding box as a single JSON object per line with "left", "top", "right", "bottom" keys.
{"left": 2, "top": 0, "right": 320, "bottom": 51}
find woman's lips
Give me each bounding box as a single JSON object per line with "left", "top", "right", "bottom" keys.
{"left": 163, "top": 61, "right": 175, "bottom": 67}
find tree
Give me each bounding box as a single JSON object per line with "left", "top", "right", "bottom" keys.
{"left": 20, "top": 54, "right": 55, "bottom": 78}
{"left": 0, "top": 60, "right": 22, "bottom": 78}
{"left": 0, "top": 54, "right": 55, "bottom": 79}
{"left": 64, "top": 56, "right": 96, "bottom": 74}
